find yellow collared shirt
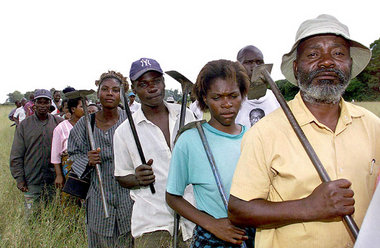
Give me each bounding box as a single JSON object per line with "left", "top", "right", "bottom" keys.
{"left": 230, "top": 93, "right": 380, "bottom": 248}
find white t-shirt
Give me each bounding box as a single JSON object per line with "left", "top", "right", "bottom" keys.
{"left": 114, "top": 102, "right": 196, "bottom": 240}
{"left": 51, "top": 100, "right": 61, "bottom": 115}
{"left": 14, "top": 106, "right": 26, "bottom": 123}
{"left": 189, "top": 100, "right": 203, "bottom": 120}
{"left": 235, "top": 89, "right": 280, "bottom": 128}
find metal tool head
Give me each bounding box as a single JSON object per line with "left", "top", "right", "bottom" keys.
{"left": 248, "top": 64, "right": 273, "bottom": 100}
{"left": 174, "top": 120, "right": 206, "bottom": 144}
{"left": 165, "top": 70, "right": 194, "bottom": 93}
{"left": 65, "top": 89, "right": 95, "bottom": 99}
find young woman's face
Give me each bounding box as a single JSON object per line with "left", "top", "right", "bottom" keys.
{"left": 97, "top": 78, "right": 121, "bottom": 109}
{"left": 203, "top": 78, "right": 242, "bottom": 129}
{"left": 72, "top": 100, "right": 84, "bottom": 118}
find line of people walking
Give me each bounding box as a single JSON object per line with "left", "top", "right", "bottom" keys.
{"left": 9, "top": 14, "right": 380, "bottom": 248}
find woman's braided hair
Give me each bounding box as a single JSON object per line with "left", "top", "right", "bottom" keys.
{"left": 95, "top": 70, "right": 129, "bottom": 91}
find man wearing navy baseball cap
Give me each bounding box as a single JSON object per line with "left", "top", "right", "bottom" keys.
{"left": 10, "top": 89, "right": 63, "bottom": 217}
{"left": 114, "top": 58, "right": 195, "bottom": 247}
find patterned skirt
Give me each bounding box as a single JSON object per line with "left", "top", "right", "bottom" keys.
{"left": 190, "top": 225, "right": 255, "bottom": 248}
{"left": 61, "top": 151, "right": 72, "bottom": 178}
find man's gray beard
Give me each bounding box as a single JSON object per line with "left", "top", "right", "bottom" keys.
{"left": 297, "top": 68, "right": 350, "bottom": 104}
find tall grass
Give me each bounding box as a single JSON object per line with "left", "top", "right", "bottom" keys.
{"left": 0, "top": 105, "right": 87, "bottom": 248}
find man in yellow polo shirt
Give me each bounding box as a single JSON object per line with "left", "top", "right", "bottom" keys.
{"left": 228, "top": 14, "right": 380, "bottom": 248}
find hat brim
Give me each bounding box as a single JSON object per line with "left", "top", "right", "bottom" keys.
{"left": 281, "top": 33, "right": 372, "bottom": 86}
{"left": 130, "top": 68, "right": 163, "bottom": 81}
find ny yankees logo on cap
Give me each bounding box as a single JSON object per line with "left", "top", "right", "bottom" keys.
{"left": 140, "top": 59, "right": 152, "bottom": 67}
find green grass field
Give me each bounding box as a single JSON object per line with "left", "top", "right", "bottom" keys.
{"left": 0, "top": 102, "right": 379, "bottom": 247}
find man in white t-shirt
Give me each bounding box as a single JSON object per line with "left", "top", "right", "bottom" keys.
{"left": 13, "top": 98, "right": 27, "bottom": 125}
{"left": 235, "top": 45, "right": 280, "bottom": 128}
{"left": 114, "top": 58, "right": 195, "bottom": 247}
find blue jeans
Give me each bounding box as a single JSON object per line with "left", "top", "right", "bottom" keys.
{"left": 23, "top": 184, "right": 55, "bottom": 218}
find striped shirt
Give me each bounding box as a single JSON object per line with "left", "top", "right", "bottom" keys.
{"left": 68, "top": 110, "right": 133, "bottom": 237}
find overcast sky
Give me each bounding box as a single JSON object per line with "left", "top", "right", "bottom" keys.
{"left": 0, "top": 0, "right": 379, "bottom": 103}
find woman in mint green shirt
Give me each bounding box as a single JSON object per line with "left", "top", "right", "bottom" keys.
{"left": 166, "top": 59, "right": 254, "bottom": 247}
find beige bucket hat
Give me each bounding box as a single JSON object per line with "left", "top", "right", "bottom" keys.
{"left": 281, "top": 14, "right": 372, "bottom": 85}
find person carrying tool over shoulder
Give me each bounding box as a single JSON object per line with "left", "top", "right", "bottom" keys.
{"left": 228, "top": 14, "right": 380, "bottom": 248}
{"left": 68, "top": 71, "right": 133, "bottom": 248}
{"left": 235, "top": 45, "right": 280, "bottom": 128}
{"left": 166, "top": 59, "right": 256, "bottom": 247}
{"left": 113, "top": 58, "right": 195, "bottom": 247}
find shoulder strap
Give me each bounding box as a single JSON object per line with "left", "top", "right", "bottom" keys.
{"left": 90, "top": 113, "right": 95, "bottom": 133}
{"left": 81, "top": 113, "right": 96, "bottom": 179}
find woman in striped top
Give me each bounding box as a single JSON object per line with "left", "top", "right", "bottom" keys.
{"left": 68, "top": 71, "right": 133, "bottom": 248}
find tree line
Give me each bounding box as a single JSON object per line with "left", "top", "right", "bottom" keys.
{"left": 5, "top": 88, "right": 182, "bottom": 105}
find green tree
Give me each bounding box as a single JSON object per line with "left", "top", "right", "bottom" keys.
{"left": 6, "top": 91, "right": 24, "bottom": 103}
{"left": 275, "top": 79, "right": 299, "bottom": 100}
{"left": 165, "top": 88, "right": 182, "bottom": 102}
{"left": 24, "top": 91, "right": 35, "bottom": 100}
{"left": 343, "top": 78, "right": 368, "bottom": 101}
{"left": 355, "top": 37, "right": 380, "bottom": 100}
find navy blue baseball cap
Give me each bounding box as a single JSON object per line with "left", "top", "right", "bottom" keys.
{"left": 129, "top": 58, "right": 163, "bottom": 81}
{"left": 34, "top": 89, "right": 52, "bottom": 100}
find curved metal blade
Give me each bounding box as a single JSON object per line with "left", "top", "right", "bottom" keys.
{"left": 165, "top": 70, "right": 194, "bottom": 92}
{"left": 65, "top": 89, "right": 95, "bottom": 99}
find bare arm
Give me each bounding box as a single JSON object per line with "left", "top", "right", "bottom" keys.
{"left": 116, "top": 174, "right": 140, "bottom": 189}
{"left": 166, "top": 192, "right": 247, "bottom": 245}
{"left": 13, "top": 116, "right": 19, "bottom": 125}
{"left": 116, "top": 159, "right": 155, "bottom": 189}
{"left": 53, "top": 163, "right": 65, "bottom": 188}
{"left": 228, "top": 179, "right": 355, "bottom": 228}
